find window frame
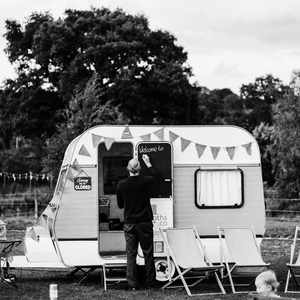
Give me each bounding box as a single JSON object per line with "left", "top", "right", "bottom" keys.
{"left": 194, "top": 168, "right": 244, "bottom": 209}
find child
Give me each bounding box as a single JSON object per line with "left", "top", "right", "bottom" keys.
{"left": 255, "top": 270, "right": 280, "bottom": 298}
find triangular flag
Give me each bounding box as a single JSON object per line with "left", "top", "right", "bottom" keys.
{"left": 181, "top": 137, "right": 191, "bottom": 152}
{"left": 71, "top": 159, "right": 81, "bottom": 171}
{"left": 153, "top": 128, "right": 164, "bottom": 141}
{"left": 242, "top": 142, "right": 252, "bottom": 155}
{"left": 121, "top": 126, "right": 133, "bottom": 139}
{"left": 195, "top": 144, "right": 206, "bottom": 158}
{"left": 66, "top": 168, "right": 75, "bottom": 182}
{"left": 29, "top": 227, "right": 38, "bottom": 241}
{"left": 92, "top": 133, "right": 102, "bottom": 148}
{"left": 226, "top": 146, "right": 236, "bottom": 160}
{"left": 104, "top": 137, "right": 114, "bottom": 151}
{"left": 210, "top": 146, "right": 221, "bottom": 159}
{"left": 140, "top": 133, "right": 151, "bottom": 141}
{"left": 169, "top": 131, "right": 179, "bottom": 143}
{"left": 79, "top": 145, "right": 91, "bottom": 157}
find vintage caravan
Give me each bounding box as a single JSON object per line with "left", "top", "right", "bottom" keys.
{"left": 21, "top": 125, "right": 265, "bottom": 281}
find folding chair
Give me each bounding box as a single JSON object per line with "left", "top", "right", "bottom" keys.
{"left": 285, "top": 226, "right": 300, "bottom": 293}
{"left": 160, "top": 227, "right": 226, "bottom": 296}
{"left": 218, "top": 226, "right": 269, "bottom": 293}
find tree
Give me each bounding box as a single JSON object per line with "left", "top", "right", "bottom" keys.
{"left": 4, "top": 8, "right": 196, "bottom": 122}
{"left": 252, "top": 122, "right": 276, "bottom": 185}
{"left": 270, "top": 87, "right": 300, "bottom": 197}
{"left": 195, "top": 88, "right": 246, "bottom": 126}
{"left": 240, "top": 74, "right": 289, "bottom": 131}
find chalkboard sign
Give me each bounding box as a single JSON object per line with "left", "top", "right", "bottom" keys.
{"left": 137, "top": 142, "right": 172, "bottom": 197}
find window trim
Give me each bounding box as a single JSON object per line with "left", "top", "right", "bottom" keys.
{"left": 194, "top": 168, "right": 244, "bottom": 209}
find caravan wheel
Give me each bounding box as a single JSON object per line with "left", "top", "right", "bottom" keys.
{"left": 154, "top": 258, "right": 175, "bottom": 282}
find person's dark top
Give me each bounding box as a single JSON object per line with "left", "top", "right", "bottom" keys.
{"left": 116, "top": 167, "right": 156, "bottom": 224}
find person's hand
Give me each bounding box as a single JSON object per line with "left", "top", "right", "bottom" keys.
{"left": 142, "top": 154, "right": 152, "bottom": 167}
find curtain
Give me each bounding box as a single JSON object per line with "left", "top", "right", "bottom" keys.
{"left": 196, "top": 170, "right": 242, "bottom": 207}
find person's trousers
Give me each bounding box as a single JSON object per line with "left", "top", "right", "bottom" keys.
{"left": 124, "top": 222, "right": 156, "bottom": 288}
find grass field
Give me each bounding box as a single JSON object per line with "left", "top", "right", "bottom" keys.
{"left": 1, "top": 216, "right": 300, "bottom": 299}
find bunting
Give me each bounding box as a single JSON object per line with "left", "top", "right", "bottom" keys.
{"left": 169, "top": 131, "right": 179, "bottom": 143}
{"left": 71, "top": 159, "right": 81, "bottom": 171}
{"left": 85, "top": 125, "right": 255, "bottom": 161}
{"left": 92, "top": 133, "right": 102, "bottom": 148}
{"left": 79, "top": 145, "right": 91, "bottom": 157}
{"left": 121, "top": 126, "right": 133, "bottom": 139}
{"left": 104, "top": 137, "right": 114, "bottom": 151}
{"left": 28, "top": 227, "right": 39, "bottom": 241}
{"left": 140, "top": 133, "right": 151, "bottom": 141}
{"left": 66, "top": 168, "right": 75, "bottom": 182}
{"left": 226, "top": 146, "right": 236, "bottom": 160}
{"left": 0, "top": 172, "right": 52, "bottom": 183}
{"left": 210, "top": 146, "right": 221, "bottom": 159}
{"left": 242, "top": 142, "right": 252, "bottom": 155}
{"left": 195, "top": 144, "right": 206, "bottom": 159}
{"left": 181, "top": 137, "right": 191, "bottom": 152}
{"left": 153, "top": 128, "right": 164, "bottom": 141}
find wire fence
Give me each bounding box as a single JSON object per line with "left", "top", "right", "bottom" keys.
{"left": 0, "top": 194, "right": 300, "bottom": 239}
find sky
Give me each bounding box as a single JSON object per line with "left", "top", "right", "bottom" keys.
{"left": 0, "top": 0, "right": 300, "bottom": 93}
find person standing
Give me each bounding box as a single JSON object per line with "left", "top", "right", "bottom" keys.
{"left": 116, "top": 154, "right": 156, "bottom": 289}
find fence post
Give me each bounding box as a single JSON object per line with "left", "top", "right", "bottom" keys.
{"left": 34, "top": 188, "right": 38, "bottom": 222}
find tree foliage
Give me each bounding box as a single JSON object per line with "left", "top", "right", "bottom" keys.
{"left": 240, "top": 74, "right": 289, "bottom": 131}
{"left": 270, "top": 90, "right": 300, "bottom": 197}
{"left": 4, "top": 8, "right": 195, "bottom": 120}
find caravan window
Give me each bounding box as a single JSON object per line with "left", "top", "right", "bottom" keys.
{"left": 195, "top": 169, "right": 244, "bottom": 208}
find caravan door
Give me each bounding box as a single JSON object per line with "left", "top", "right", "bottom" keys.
{"left": 98, "top": 142, "right": 133, "bottom": 255}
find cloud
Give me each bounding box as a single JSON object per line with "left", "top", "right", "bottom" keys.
{"left": 212, "top": 62, "right": 244, "bottom": 79}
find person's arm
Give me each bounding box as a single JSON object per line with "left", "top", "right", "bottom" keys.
{"left": 142, "top": 154, "right": 156, "bottom": 176}
{"left": 116, "top": 183, "right": 124, "bottom": 209}
{"left": 142, "top": 154, "right": 162, "bottom": 181}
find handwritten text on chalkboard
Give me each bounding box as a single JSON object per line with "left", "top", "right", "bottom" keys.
{"left": 139, "top": 145, "right": 164, "bottom": 154}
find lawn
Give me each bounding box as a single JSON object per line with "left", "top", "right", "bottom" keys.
{"left": 0, "top": 215, "right": 300, "bottom": 299}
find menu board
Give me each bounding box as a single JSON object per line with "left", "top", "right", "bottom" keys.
{"left": 137, "top": 142, "right": 172, "bottom": 198}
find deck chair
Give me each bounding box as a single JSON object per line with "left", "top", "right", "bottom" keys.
{"left": 160, "top": 227, "right": 226, "bottom": 296}
{"left": 217, "top": 226, "right": 269, "bottom": 293}
{"left": 285, "top": 226, "right": 300, "bottom": 293}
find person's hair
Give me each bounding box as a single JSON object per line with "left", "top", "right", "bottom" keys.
{"left": 127, "top": 158, "right": 141, "bottom": 174}
{"left": 255, "top": 270, "right": 279, "bottom": 291}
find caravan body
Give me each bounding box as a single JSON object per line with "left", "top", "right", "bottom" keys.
{"left": 24, "top": 125, "right": 265, "bottom": 280}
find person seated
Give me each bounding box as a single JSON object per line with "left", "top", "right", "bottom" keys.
{"left": 255, "top": 270, "right": 280, "bottom": 298}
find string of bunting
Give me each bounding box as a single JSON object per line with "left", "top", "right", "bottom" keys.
{"left": 77, "top": 126, "right": 253, "bottom": 160}
{"left": 0, "top": 172, "right": 53, "bottom": 183}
